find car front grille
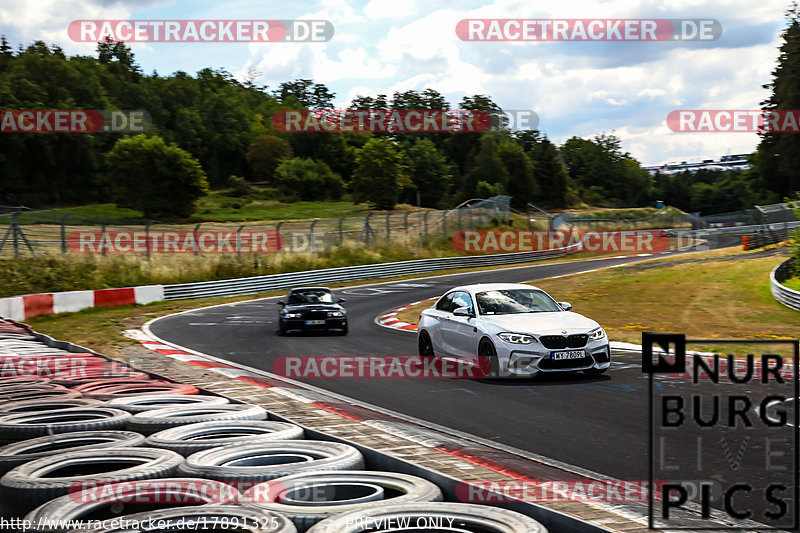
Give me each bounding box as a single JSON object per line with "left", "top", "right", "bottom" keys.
{"left": 539, "top": 355, "right": 593, "bottom": 370}
{"left": 305, "top": 311, "right": 328, "bottom": 320}
{"left": 539, "top": 334, "right": 588, "bottom": 349}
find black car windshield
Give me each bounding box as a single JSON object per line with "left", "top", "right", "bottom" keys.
{"left": 475, "top": 289, "right": 561, "bottom": 315}
{"left": 287, "top": 289, "right": 334, "bottom": 304}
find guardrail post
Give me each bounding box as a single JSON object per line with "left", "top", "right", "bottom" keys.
{"left": 60, "top": 213, "right": 70, "bottom": 253}
{"left": 310, "top": 219, "right": 319, "bottom": 251}
{"left": 145, "top": 221, "right": 153, "bottom": 260}
{"left": 276, "top": 221, "right": 284, "bottom": 252}
{"left": 364, "top": 213, "right": 372, "bottom": 245}
{"left": 193, "top": 223, "right": 201, "bottom": 255}
{"left": 338, "top": 216, "right": 345, "bottom": 246}
{"left": 236, "top": 225, "right": 245, "bottom": 259}
{"left": 100, "top": 220, "right": 108, "bottom": 257}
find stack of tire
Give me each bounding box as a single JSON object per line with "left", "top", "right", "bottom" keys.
{"left": 0, "top": 319, "right": 548, "bottom": 532}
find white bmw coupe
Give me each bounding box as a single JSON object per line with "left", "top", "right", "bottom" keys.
{"left": 417, "top": 283, "right": 610, "bottom": 378}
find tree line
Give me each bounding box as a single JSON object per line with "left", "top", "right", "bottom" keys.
{"left": 0, "top": 35, "right": 791, "bottom": 218}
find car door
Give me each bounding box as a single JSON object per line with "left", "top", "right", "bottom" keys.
{"left": 444, "top": 291, "right": 479, "bottom": 357}
{"left": 426, "top": 293, "right": 454, "bottom": 355}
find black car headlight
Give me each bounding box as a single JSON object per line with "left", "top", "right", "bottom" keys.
{"left": 328, "top": 310, "right": 345, "bottom": 317}
{"left": 283, "top": 312, "right": 302, "bottom": 318}
{"left": 497, "top": 332, "right": 535, "bottom": 344}
{"left": 589, "top": 327, "right": 606, "bottom": 340}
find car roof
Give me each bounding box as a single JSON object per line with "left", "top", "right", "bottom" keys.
{"left": 289, "top": 287, "right": 332, "bottom": 292}
{"left": 445, "top": 283, "right": 543, "bottom": 294}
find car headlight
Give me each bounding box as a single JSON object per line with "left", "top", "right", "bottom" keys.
{"left": 282, "top": 312, "right": 302, "bottom": 318}
{"left": 497, "top": 332, "right": 535, "bottom": 344}
{"left": 328, "top": 310, "right": 345, "bottom": 317}
{"left": 589, "top": 327, "right": 606, "bottom": 340}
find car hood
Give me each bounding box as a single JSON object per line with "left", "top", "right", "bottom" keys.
{"left": 479, "top": 311, "right": 600, "bottom": 334}
{"left": 283, "top": 303, "right": 344, "bottom": 312}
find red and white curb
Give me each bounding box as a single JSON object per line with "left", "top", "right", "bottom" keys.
{"left": 376, "top": 297, "right": 439, "bottom": 332}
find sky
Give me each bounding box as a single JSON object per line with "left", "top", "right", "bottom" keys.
{"left": 0, "top": 0, "right": 791, "bottom": 165}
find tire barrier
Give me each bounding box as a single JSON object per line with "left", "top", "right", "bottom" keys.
{"left": 177, "top": 441, "right": 365, "bottom": 483}
{"left": 243, "top": 471, "right": 443, "bottom": 530}
{"left": 106, "top": 394, "right": 231, "bottom": 413}
{"left": 0, "top": 407, "right": 132, "bottom": 444}
{"left": 24, "top": 478, "right": 243, "bottom": 532}
{"left": 0, "top": 397, "right": 104, "bottom": 415}
{"left": 0, "top": 447, "right": 183, "bottom": 516}
{"left": 145, "top": 420, "right": 304, "bottom": 456}
{"left": 0, "top": 430, "right": 145, "bottom": 475}
{"left": 126, "top": 405, "right": 269, "bottom": 435}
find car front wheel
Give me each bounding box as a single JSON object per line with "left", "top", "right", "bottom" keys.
{"left": 478, "top": 339, "right": 499, "bottom": 377}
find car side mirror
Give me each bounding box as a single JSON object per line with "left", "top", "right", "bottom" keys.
{"left": 453, "top": 306, "right": 474, "bottom": 317}
{"left": 277, "top": 301, "right": 285, "bottom": 306}
{"left": 337, "top": 297, "right": 346, "bottom": 304}
{"left": 559, "top": 302, "right": 572, "bottom": 311}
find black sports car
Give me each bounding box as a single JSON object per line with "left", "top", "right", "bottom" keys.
{"left": 277, "top": 287, "right": 347, "bottom": 335}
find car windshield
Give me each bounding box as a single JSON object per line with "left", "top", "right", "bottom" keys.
{"left": 287, "top": 289, "right": 334, "bottom": 304}
{"left": 475, "top": 289, "right": 562, "bottom": 315}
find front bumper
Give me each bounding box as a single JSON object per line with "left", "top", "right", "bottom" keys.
{"left": 500, "top": 343, "right": 611, "bottom": 377}
{"left": 281, "top": 317, "right": 347, "bottom": 331}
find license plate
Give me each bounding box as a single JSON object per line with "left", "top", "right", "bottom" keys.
{"left": 305, "top": 320, "right": 325, "bottom": 325}
{"left": 551, "top": 350, "right": 585, "bottom": 360}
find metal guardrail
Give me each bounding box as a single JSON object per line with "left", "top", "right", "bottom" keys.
{"left": 163, "top": 247, "right": 576, "bottom": 300}
{"left": 771, "top": 257, "right": 800, "bottom": 311}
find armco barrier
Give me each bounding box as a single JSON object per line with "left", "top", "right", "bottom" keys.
{"left": 771, "top": 257, "right": 800, "bottom": 311}
{"left": 161, "top": 246, "right": 578, "bottom": 300}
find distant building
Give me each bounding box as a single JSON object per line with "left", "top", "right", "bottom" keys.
{"left": 644, "top": 154, "right": 750, "bottom": 175}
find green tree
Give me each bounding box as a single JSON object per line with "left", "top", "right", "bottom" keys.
{"left": 273, "top": 158, "right": 344, "bottom": 201}
{"left": 274, "top": 79, "right": 335, "bottom": 109}
{"left": 530, "top": 137, "right": 568, "bottom": 207}
{"left": 403, "top": 138, "right": 452, "bottom": 207}
{"left": 107, "top": 134, "right": 208, "bottom": 218}
{"left": 497, "top": 140, "right": 538, "bottom": 206}
{"left": 352, "top": 138, "right": 407, "bottom": 210}
{"left": 246, "top": 135, "right": 293, "bottom": 183}
{"left": 752, "top": 6, "right": 800, "bottom": 197}
{"left": 464, "top": 134, "right": 509, "bottom": 197}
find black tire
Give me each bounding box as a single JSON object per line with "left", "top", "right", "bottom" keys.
{"left": 63, "top": 505, "right": 297, "bottom": 533}
{"left": 244, "top": 470, "right": 443, "bottom": 530}
{"left": 50, "top": 371, "right": 149, "bottom": 387}
{"left": 106, "top": 394, "right": 230, "bottom": 413}
{"left": 0, "top": 397, "right": 103, "bottom": 415}
{"left": 0, "top": 389, "right": 82, "bottom": 408}
{"left": 24, "top": 479, "right": 244, "bottom": 530}
{"left": 418, "top": 331, "right": 434, "bottom": 357}
{"left": 126, "top": 404, "right": 268, "bottom": 435}
{"left": 72, "top": 381, "right": 199, "bottom": 400}
{"left": 177, "top": 441, "right": 364, "bottom": 483}
{"left": 0, "top": 447, "right": 183, "bottom": 516}
{"left": 0, "top": 430, "right": 145, "bottom": 475}
{"left": 478, "top": 338, "right": 500, "bottom": 377}
{"left": 0, "top": 407, "right": 132, "bottom": 444}
{"left": 146, "top": 420, "right": 304, "bottom": 456}
{"left": 306, "top": 502, "right": 548, "bottom": 533}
